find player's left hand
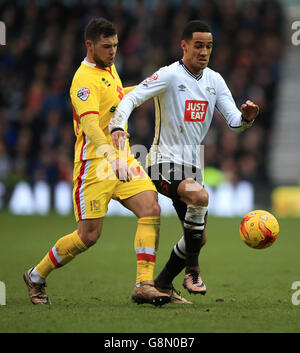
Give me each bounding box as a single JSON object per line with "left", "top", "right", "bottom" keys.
{"left": 111, "top": 130, "right": 130, "bottom": 150}
{"left": 241, "top": 100, "right": 259, "bottom": 122}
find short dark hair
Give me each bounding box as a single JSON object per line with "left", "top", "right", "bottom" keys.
{"left": 182, "top": 20, "right": 211, "bottom": 41}
{"left": 84, "top": 18, "right": 116, "bottom": 43}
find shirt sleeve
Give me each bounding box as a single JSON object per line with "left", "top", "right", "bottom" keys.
{"left": 109, "top": 67, "right": 172, "bottom": 132}
{"left": 70, "top": 77, "right": 100, "bottom": 119}
{"left": 215, "top": 73, "right": 253, "bottom": 132}
{"left": 123, "top": 86, "right": 137, "bottom": 95}
{"left": 81, "top": 114, "right": 116, "bottom": 162}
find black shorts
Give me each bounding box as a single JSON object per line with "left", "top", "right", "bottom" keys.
{"left": 147, "top": 163, "right": 203, "bottom": 221}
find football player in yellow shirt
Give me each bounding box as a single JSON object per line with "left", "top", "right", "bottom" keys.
{"left": 23, "top": 18, "right": 170, "bottom": 307}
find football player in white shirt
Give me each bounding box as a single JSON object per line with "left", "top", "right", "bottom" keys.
{"left": 109, "top": 20, "right": 259, "bottom": 303}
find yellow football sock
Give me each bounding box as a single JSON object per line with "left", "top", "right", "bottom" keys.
{"left": 35, "top": 230, "right": 87, "bottom": 279}
{"left": 134, "top": 216, "right": 160, "bottom": 285}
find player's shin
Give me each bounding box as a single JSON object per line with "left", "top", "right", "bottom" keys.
{"left": 155, "top": 236, "right": 186, "bottom": 288}
{"left": 134, "top": 216, "right": 160, "bottom": 284}
{"left": 184, "top": 205, "right": 207, "bottom": 271}
{"left": 33, "top": 230, "right": 88, "bottom": 282}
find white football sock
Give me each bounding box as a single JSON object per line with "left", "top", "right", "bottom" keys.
{"left": 30, "top": 267, "right": 46, "bottom": 284}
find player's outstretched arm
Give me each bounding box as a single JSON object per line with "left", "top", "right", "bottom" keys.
{"left": 123, "top": 86, "right": 137, "bottom": 95}
{"left": 215, "top": 72, "right": 259, "bottom": 132}
{"left": 241, "top": 100, "right": 259, "bottom": 122}
{"left": 109, "top": 67, "right": 172, "bottom": 148}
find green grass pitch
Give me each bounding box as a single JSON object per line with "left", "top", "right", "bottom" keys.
{"left": 0, "top": 212, "right": 299, "bottom": 333}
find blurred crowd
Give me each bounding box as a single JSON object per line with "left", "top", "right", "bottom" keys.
{"left": 0, "top": 0, "right": 284, "bottom": 202}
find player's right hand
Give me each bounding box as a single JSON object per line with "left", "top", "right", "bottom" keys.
{"left": 111, "top": 130, "right": 130, "bottom": 150}
{"left": 110, "top": 158, "right": 132, "bottom": 182}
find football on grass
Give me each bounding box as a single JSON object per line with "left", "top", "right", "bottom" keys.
{"left": 239, "top": 210, "right": 279, "bottom": 249}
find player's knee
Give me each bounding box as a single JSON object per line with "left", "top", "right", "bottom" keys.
{"left": 136, "top": 195, "right": 161, "bottom": 217}
{"left": 178, "top": 180, "right": 209, "bottom": 206}
{"left": 78, "top": 229, "right": 101, "bottom": 248}
{"left": 142, "top": 200, "right": 161, "bottom": 217}
{"left": 189, "top": 188, "right": 209, "bottom": 207}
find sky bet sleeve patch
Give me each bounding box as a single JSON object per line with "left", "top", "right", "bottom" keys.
{"left": 77, "top": 87, "right": 90, "bottom": 101}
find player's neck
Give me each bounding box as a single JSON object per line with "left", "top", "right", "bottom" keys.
{"left": 182, "top": 58, "right": 203, "bottom": 76}
{"left": 86, "top": 54, "right": 96, "bottom": 66}
{"left": 85, "top": 54, "right": 111, "bottom": 70}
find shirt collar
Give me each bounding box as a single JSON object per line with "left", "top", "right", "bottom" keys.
{"left": 83, "top": 58, "right": 96, "bottom": 67}
{"left": 179, "top": 59, "right": 203, "bottom": 81}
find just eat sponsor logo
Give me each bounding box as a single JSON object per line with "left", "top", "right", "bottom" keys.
{"left": 184, "top": 100, "right": 208, "bottom": 122}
